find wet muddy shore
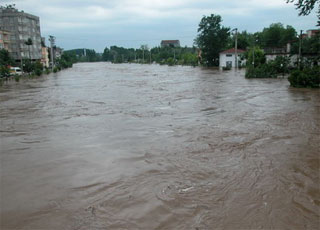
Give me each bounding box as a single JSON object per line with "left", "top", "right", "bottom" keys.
{"left": 1, "top": 63, "right": 319, "bottom": 229}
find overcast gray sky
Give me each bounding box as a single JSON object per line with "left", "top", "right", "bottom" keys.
{"left": 2, "top": 0, "right": 318, "bottom": 52}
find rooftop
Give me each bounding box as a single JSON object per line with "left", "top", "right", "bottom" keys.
{"left": 220, "top": 48, "right": 245, "bottom": 54}
{"left": 161, "top": 40, "right": 180, "bottom": 44}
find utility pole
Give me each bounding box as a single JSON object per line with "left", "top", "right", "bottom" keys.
{"left": 298, "top": 30, "right": 303, "bottom": 69}
{"left": 253, "top": 48, "right": 255, "bottom": 68}
{"left": 84, "top": 48, "right": 86, "bottom": 56}
{"left": 143, "top": 49, "right": 145, "bottom": 63}
{"left": 149, "top": 49, "right": 152, "bottom": 64}
{"left": 234, "top": 28, "right": 238, "bottom": 69}
{"left": 49, "top": 35, "right": 55, "bottom": 71}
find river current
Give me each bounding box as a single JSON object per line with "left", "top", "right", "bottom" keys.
{"left": 1, "top": 63, "right": 319, "bottom": 229}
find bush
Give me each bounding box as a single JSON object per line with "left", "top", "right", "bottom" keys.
{"left": 0, "top": 65, "right": 10, "bottom": 78}
{"left": 288, "top": 66, "right": 320, "bottom": 88}
{"left": 268, "top": 56, "right": 290, "bottom": 75}
{"left": 245, "top": 63, "right": 277, "bottom": 78}
{"left": 34, "top": 68, "right": 42, "bottom": 76}
{"left": 14, "top": 75, "right": 20, "bottom": 82}
{"left": 222, "top": 66, "right": 231, "bottom": 71}
{"left": 22, "top": 59, "right": 33, "bottom": 73}
{"left": 166, "top": 57, "right": 175, "bottom": 66}
{"left": 53, "top": 67, "right": 58, "bottom": 73}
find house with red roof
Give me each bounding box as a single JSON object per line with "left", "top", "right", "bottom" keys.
{"left": 219, "top": 48, "right": 246, "bottom": 68}
{"left": 160, "top": 40, "right": 180, "bottom": 48}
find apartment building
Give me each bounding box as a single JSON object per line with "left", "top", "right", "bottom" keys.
{"left": 0, "top": 29, "right": 11, "bottom": 51}
{"left": 0, "top": 6, "right": 42, "bottom": 62}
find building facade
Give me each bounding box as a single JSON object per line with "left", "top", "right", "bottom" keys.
{"left": 219, "top": 48, "right": 245, "bottom": 68}
{"left": 0, "top": 29, "right": 11, "bottom": 51}
{"left": 0, "top": 6, "right": 42, "bottom": 62}
{"left": 40, "top": 37, "right": 49, "bottom": 67}
{"left": 41, "top": 46, "right": 49, "bottom": 68}
{"left": 306, "top": 29, "right": 319, "bottom": 38}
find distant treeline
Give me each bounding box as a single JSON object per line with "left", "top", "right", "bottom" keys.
{"left": 63, "top": 49, "right": 102, "bottom": 62}
{"left": 102, "top": 46, "right": 199, "bottom": 66}
{"left": 62, "top": 21, "right": 319, "bottom": 68}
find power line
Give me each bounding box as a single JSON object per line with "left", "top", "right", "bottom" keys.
{"left": 48, "top": 35, "right": 196, "bottom": 42}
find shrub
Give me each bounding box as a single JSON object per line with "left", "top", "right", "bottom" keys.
{"left": 166, "top": 57, "right": 175, "bottom": 66}
{"left": 53, "top": 67, "right": 58, "bottom": 73}
{"left": 14, "top": 75, "right": 20, "bottom": 82}
{"left": 288, "top": 66, "right": 320, "bottom": 88}
{"left": 245, "top": 63, "right": 277, "bottom": 78}
{"left": 222, "top": 66, "right": 231, "bottom": 71}
{"left": 0, "top": 65, "right": 10, "bottom": 78}
{"left": 34, "top": 68, "right": 42, "bottom": 76}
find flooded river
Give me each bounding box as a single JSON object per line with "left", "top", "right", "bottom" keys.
{"left": 1, "top": 63, "right": 319, "bottom": 229}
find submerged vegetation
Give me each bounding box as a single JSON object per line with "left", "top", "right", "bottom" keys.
{"left": 288, "top": 66, "right": 320, "bottom": 88}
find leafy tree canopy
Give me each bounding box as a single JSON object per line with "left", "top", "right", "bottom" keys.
{"left": 24, "top": 38, "right": 33, "bottom": 46}
{"left": 256, "top": 23, "right": 297, "bottom": 48}
{"left": 195, "top": 14, "right": 230, "bottom": 66}
{"left": 0, "top": 49, "right": 14, "bottom": 66}
{"left": 287, "top": 0, "right": 320, "bottom": 25}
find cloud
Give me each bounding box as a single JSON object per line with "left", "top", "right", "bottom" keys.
{"left": 1, "top": 0, "right": 317, "bottom": 51}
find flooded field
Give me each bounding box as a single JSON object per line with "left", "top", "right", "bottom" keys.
{"left": 0, "top": 63, "right": 319, "bottom": 229}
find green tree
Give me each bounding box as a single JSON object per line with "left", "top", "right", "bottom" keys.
{"left": 294, "top": 32, "right": 320, "bottom": 54}
{"left": 102, "top": 47, "right": 111, "bottom": 61}
{"left": 245, "top": 47, "right": 266, "bottom": 67}
{"left": 268, "top": 56, "right": 291, "bottom": 75}
{"left": 195, "top": 14, "right": 230, "bottom": 66}
{"left": 0, "top": 48, "right": 14, "bottom": 66}
{"left": 287, "top": 0, "right": 320, "bottom": 26}
{"left": 22, "top": 59, "right": 33, "bottom": 73}
{"left": 260, "top": 23, "right": 297, "bottom": 48}
{"left": 24, "top": 38, "right": 33, "bottom": 59}
{"left": 226, "top": 31, "right": 256, "bottom": 50}
{"left": 0, "top": 49, "right": 14, "bottom": 78}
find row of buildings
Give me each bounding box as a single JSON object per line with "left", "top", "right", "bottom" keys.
{"left": 219, "top": 29, "right": 319, "bottom": 68}
{"left": 0, "top": 5, "right": 62, "bottom": 68}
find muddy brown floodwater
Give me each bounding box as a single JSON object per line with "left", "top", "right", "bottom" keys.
{"left": 0, "top": 63, "right": 319, "bottom": 230}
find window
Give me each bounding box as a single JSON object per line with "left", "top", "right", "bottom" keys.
{"left": 226, "top": 61, "right": 232, "bottom": 67}
{"left": 226, "top": 54, "right": 232, "bottom": 57}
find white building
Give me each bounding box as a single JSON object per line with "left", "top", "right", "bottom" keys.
{"left": 219, "top": 48, "right": 245, "bottom": 68}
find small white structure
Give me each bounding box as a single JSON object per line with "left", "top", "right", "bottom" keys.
{"left": 219, "top": 48, "right": 245, "bottom": 68}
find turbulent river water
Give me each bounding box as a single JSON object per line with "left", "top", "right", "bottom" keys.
{"left": 0, "top": 63, "right": 319, "bottom": 229}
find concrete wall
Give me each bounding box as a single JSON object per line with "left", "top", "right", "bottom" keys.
{"left": 0, "top": 8, "right": 42, "bottom": 61}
